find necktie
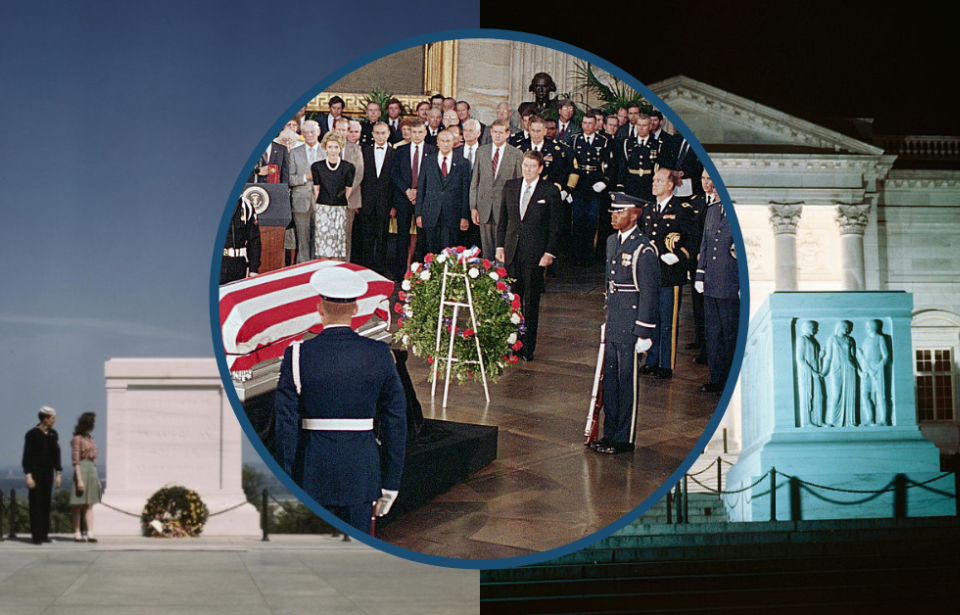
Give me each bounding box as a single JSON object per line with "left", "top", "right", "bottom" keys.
{"left": 587, "top": 136, "right": 593, "bottom": 146}
{"left": 492, "top": 147, "right": 500, "bottom": 177}
{"left": 631, "top": 127, "right": 636, "bottom": 139}
{"left": 559, "top": 125, "right": 565, "bottom": 139}
{"left": 411, "top": 145, "right": 419, "bottom": 189}
{"left": 307, "top": 146, "right": 316, "bottom": 164}
{"left": 520, "top": 183, "right": 533, "bottom": 219}
{"left": 441, "top": 156, "right": 448, "bottom": 178}
{"left": 678, "top": 140, "right": 689, "bottom": 166}
{"left": 467, "top": 147, "right": 474, "bottom": 165}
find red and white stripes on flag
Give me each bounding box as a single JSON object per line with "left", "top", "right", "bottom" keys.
{"left": 220, "top": 260, "right": 394, "bottom": 372}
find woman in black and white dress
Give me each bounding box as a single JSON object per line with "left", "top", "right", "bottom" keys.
{"left": 310, "top": 131, "right": 355, "bottom": 260}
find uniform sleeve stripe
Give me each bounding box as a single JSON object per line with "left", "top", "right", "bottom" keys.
{"left": 636, "top": 321, "right": 656, "bottom": 328}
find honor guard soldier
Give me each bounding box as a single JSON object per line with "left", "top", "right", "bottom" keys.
{"left": 274, "top": 267, "right": 407, "bottom": 534}
{"left": 696, "top": 178, "right": 740, "bottom": 393}
{"left": 22, "top": 406, "right": 62, "bottom": 544}
{"left": 564, "top": 115, "right": 615, "bottom": 265}
{"left": 615, "top": 113, "right": 659, "bottom": 202}
{"left": 592, "top": 193, "right": 660, "bottom": 455}
{"left": 639, "top": 169, "right": 698, "bottom": 380}
{"left": 220, "top": 196, "right": 262, "bottom": 285}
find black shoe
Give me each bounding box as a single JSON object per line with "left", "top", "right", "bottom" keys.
{"left": 685, "top": 342, "right": 701, "bottom": 350}
{"left": 596, "top": 442, "right": 635, "bottom": 455}
{"left": 32, "top": 539, "right": 43, "bottom": 545}
{"left": 42, "top": 538, "right": 52, "bottom": 543}
{"left": 700, "top": 381, "right": 724, "bottom": 393}
{"left": 655, "top": 368, "right": 673, "bottom": 380}
{"left": 638, "top": 365, "right": 656, "bottom": 375}
{"left": 588, "top": 438, "right": 608, "bottom": 450}
{"left": 87, "top": 537, "right": 98, "bottom": 543}
{"left": 521, "top": 354, "right": 534, "bottom": 362}
{"left": 694, "top": 354, "right": 708, "bottom": 365}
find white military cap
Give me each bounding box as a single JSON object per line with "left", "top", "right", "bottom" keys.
{"left": 310, "top": 267, "right": 368, "bottom": 303}
{"left": 39, "top": 405, "right": 57, "bottom": 417}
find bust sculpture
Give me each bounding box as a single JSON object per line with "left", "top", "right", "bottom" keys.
{"left": 529, "top": 72, "right": 558, "bottom": 116}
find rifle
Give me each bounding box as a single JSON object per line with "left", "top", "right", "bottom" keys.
{"left": 584, "top": 324, "right": 605, "bottom": 445}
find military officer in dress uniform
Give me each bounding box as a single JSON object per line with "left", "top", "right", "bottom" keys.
{"left": 591, "top": 193, "right": 660, "bottom": 455}
{"left": 220, "top": 196, "right": 262, "bottom": 285}
{"left": 615, "top": 113, "right": 660, "bottom": 202}
{"left": 696, "top": 178, "right": 740, "bottom": 393}
{"left": 22, "top": 406, "right": 62, "bottom": 544}
{"left": 564, "top": 115, "right": 615, "bottom": 265}
{"left": 686, "top": 170, "right": 714, "bottom": 363}
{"left": 274, "top": 267, "right": 407, "bottom": 533}
{"left": 639, "top": 169, "right": 698, "bottom": 380}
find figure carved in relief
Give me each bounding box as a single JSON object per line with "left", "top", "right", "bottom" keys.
{"left": 796, "top": 320, "right": 824, "bottom": 427}
{"left": 858, "top": 320, "right": 890, "bottom": 426}
{"left": 822, "top": 320, "right": 858, "bottom": 427}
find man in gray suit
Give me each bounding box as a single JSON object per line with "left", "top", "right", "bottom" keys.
{"left": 324, "top": 118, "right": 365, "bottom": 261}
{"left": 287, "top": 120, "right": 322, "bottom": 263}
{"left": 470, "top": 119, "right": 523, "bottom": 260}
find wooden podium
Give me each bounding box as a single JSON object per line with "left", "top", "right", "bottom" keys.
{"left": 241, "top": 183, "right": 291, "bottom": 274}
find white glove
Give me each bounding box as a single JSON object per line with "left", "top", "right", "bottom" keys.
{"left": 375, "top": 489, "right": 399, "bottom": 517}
{"left": 592, "top": 181, "right": 606, "bottom": 193}
{"left": 661, "top": 253, "right": 680, "bottom": 265}
{"left": 635, "top": 338, "right": 652, "bottom": 353}
{"left": 560, "top": 190, "right": 569, "bottom": 201}
{"left": 565, "top": 193, "right": 574, "bottom": 204}
{"left": 695, "top": 280, "right": 704, "bottom": 293}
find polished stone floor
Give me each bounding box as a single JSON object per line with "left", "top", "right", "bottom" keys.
{"left": 379, "top": 265, "right": 728, "bottom": 560}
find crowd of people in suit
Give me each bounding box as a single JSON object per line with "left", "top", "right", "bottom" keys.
{"left": 233, "top": 90, "right": 739, "bottom": 428}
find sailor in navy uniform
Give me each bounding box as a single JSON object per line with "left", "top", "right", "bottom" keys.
{"left": 592, "top": 193, "right": 660, "bottom": 455}
{"left": 696, "top": 190, "right": 740, "bottom": 393}
{"left": 564, "top": 116, "right": 615, "bottom": 265}
{"left": 274, "top": 267, "right": 407, "bottom": 533}
{"left": 220, "top": 196, "right": 262, "bottom": 285}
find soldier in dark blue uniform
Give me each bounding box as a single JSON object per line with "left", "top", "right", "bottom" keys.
{"left": 274, "top": 267, "right": 407, "bottom": 533}
{"left": 220, "top": 196, "right": 262, "bottom": 285}
{"left": 564, "top": 115, "right": 615, "bottom": 266}
{"left": 592, "top": 193, "right": 661, "bottom": 455}
{"left": 614, "top": 114, "right": 660, "bottom": 202}
{"left": 639, "top": 169, "right": 698, "bottom": 380}
{"left": 686, "top": 171, "right": 713, "bottom": 362}
{"left": 696, "top": 185, "right": 740, "bottom": 393}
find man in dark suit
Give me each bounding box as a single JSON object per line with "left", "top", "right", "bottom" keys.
{"left": 415, "top": 130, "right": 471, "bottom": 254}
{"left": 275, "top": 267, "right": 406, "bottom": 534}
{"left": 495, "top": 150, "right": 561, "bottom": 362}
{"left": 614, "top": 103, "right": 642, "bottom": 141}
{"left": 248, "top": 137, "right": 289, "bottom": 184}
{"left": 556, "top": 99, "right": 580, "bottom": 144}
{"left": 355, "top": 122, "right": 395, "bottom": 273}
{"left": 390, "top": 119, "right": 437, "bottom": 278}
{"left": 384, "top": 98, "right": 404, "bottom": 145}
{"left": 359, "top": 101, "right": 381, "bottom": 147}
{"left": 424, "top": 109, "right": 442, "bottom": 146}
{"left": 318, "top": 96, "right": 346, "bottom": 138}
{"left": 455, "top": 100, "right": 491, "bottom": 145}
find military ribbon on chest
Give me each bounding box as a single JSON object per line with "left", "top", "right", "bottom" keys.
{"left": 621, "top": 251, "right": 633, "bottom": 267}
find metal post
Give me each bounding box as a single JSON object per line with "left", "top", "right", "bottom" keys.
{"left": 260, "top": 488, "right": 270, "bottom": 542}
{"left": 0, "top": 490, "right": 4, "bottom": 541}
{"left": 769, "top": 467, "right": 777, "bottom": 522}
{"left": 893, "top": 473, "right": 907, "bottom": 519}
{"left": 789, "top": 476, "right": 801, "bottom": 521}
{"left": 683, "top": 475, "right": 690, "bottom": 524}
{"left": 723, "top": 428, "right": 728, "bottom": 454}
{"left": 717, "top": 456, "right": 723, "bottom": 494}
{"left": 674, "top": 483, "right": 682, "bottom": 524}
{"left": 8, "top": 489, "right": 18, "bottom": 539}
{"left": 666, "top": 490, "right": 672, "bottom": 525}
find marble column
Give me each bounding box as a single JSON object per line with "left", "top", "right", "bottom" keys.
{"left": 768, "top": 203, "right": 803, "bottom": 291}
{"left": 834, "top": 203, "right": 871, "bottom": 290}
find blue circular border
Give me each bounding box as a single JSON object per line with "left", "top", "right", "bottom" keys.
{"left": 210, "top": 28, "right": 750, "bottom": 570}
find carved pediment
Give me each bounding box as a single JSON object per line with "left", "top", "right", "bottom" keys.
{"left": 650, "top": 76, "right": 883, "bottom": 156}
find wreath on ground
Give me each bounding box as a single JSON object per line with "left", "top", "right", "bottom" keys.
{"left": 141, "top": 485, "right": 209, "bottom": 538}
{"left": 395, "top": 246, "right": 525, "bottom": 383}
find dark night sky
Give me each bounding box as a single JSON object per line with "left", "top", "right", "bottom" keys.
{"left": 483, "top": 2, "right": 959, "bottom": 136}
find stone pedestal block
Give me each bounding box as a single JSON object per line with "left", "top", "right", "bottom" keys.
{"left": 725, "top": 292, "right": 955, "bottom": 521}
{"left": 96, "top": 359, "right": 260, "bottom": 536}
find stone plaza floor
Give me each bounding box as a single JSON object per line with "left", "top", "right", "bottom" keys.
{"left": 0, "top": 535, "right": 478, "bottom": 614}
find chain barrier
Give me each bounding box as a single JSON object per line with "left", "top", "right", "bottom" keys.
{"left": 686, "top": 457, "right": 720, "bottom": 477}
{"left": 98, "top": 501, "right": 142, "bottom": 518}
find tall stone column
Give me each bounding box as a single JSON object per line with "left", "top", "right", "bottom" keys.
{"left": 834, "top": 203, "right": 871, "bottom": 290}
{"left": 768, "top": 203, "right": 803, "bottom": 290}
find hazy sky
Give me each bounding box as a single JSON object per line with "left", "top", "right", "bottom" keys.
{"left": 0, "top": 0, "right": 479, "bottom": 466}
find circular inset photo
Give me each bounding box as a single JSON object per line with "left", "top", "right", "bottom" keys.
{"left": 212, "top": 31, "right": 749, "bottom": 568}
